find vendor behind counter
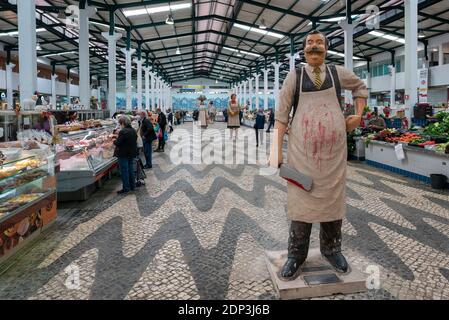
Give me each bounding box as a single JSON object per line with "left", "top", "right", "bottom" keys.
{"left": 50, "top": 110, "right": 78, "bottom": 124}
{"left": 367, "top": 107, "right": 387, "bottom": 132}
{"left": 32, "top": 106, "right": 56, "bottom": 136}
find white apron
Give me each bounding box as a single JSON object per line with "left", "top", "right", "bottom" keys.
{"left": 287, "top": 66, "right": 347, "bottom": 223}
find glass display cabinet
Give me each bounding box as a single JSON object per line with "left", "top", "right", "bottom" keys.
{"left": 0, "top": 149, "right": 57, "bottom": 262}
{"left": 55, "top": 126, "right": 118, "bottom": 201}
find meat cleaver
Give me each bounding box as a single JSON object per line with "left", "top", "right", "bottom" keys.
{"left": 279, "top": 163, "right": 313, "bottom": 191}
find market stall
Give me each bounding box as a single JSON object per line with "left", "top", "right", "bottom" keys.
{"left": 0, "top": 142, "right": 57, "bottom": 262}
{"left": 362, "top": 111, "right": 449, "bottom": 187}
{"left": 55, "top": 121, "right": 118, "bottom": 201}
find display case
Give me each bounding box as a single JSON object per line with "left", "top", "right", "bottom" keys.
{"left": 55, "top": 125, "right": 118, "bottom": 201}
{"left": 0, "top": 111, "right": 42, "bottom": 142}
{"left": 0, "top": 149, "right": 57, "bottom": 262}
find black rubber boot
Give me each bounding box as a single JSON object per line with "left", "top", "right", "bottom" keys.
{"left": 280, "top": 221, "right": 312, "bottom": 280}
{"left": 320, "top": 220, "right": 348, "bottom": 273}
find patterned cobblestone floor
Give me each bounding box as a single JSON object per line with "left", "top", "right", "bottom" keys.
{"left": 0, "top": 122, "right": 448, "bottom": 300}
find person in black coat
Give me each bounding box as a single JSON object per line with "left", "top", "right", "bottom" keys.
{"left": 167, "top": 109, "right": 174, "bottom": 133}
{"left": 266, "top": 108, "right": 275, "bottom": 132}
{"left": 254, "top": 108, "right": 266, "bottom": 147}
{"left": 139, "top": 110, "right": 157, "bottom": 169}
{"left": 114, "top": 116, "right": 138, "bottom": 194}
{"left": 223, "top": 108, "right": 228, "bottom": 122}
{"left": 156, "top": 108, "right": 167, "bottom": 152}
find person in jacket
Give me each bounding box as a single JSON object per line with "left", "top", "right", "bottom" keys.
{"left": 167, "top": 109, "right": 174, "bottom": 133}
{"left": 139, "top": 110, "right": 157, "bottom": 169}
{"left": 156, "top": 108, "right": 167, "bottom": 152}
{"left": 266, "top": 108, "right": 275, "bottom": 132}
{"left": 254, "top": 108, "right": 266, "bottom": 147}
{"left": 223, "top": 108, "right": 228, "bottom": 123}
{"left": 114, "top": 116, "right": 138, "bottom": 194}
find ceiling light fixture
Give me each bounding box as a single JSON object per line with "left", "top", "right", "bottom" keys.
{"left": 259, "top": 18, "right": 267, "bottom": 30}
{"left": 176, "top": 47, "right": 181, "bottom": 55}
{"left": 368, "top": 31, "right": 405, "bottom": 44}
{"left": 0, "top": 28, "right": 46, "bottom": 37}
{"left": 234, "top": 23, "right": 284, "bottom": 39}
{"left": 166, "top": 14, "right": 174, "bottom": 25}
{"left": 90, "top": 21, "right": 126, "bottom": 31}
{"left": 41, "top": 51, "right": 78, "bottom": 58}
{"left": 123, "top": 2, "right": 191, "bottom": 17}
{"left": 327, "top": 50, "right": 362, "bottom": 60}
{"left": 222, "top": 47, "right": 261, "bottom": 58}
{"left": 36, "top": 42, "right": 42, "bottom": 51}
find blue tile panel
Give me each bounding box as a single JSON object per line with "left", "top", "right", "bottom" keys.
{"left": 366, "top": 160, "right": 431, "bottom": 184}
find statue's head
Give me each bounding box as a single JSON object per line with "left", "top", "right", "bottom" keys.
{"left": 303, "top": 30, "right": 328, "bottom": 67}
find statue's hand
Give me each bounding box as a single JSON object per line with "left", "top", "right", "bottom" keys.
{"left": 346, "top": 115, "right": 362, "bottom": 132}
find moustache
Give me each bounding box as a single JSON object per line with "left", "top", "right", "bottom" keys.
{"left": 305, "top": 47, "right": 325, "bottom": 54}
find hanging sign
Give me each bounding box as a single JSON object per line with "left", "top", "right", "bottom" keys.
{"left": 418, "top": 68, "right": 428, "bottom": 103}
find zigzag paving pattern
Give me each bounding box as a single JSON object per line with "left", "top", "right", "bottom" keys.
{"left": 0, "top": 122, "right": 448, "bottom": 300}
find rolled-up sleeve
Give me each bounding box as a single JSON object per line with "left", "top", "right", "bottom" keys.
{"left": 275, "top": 70, "right": 296, "bottom": 125}
{"left": 336, "top": 66, "right": 368, "bottom": 99}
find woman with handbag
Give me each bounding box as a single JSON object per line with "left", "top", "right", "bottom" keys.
{"left": 227, "top": 93, "right": 241, "bottom": 140}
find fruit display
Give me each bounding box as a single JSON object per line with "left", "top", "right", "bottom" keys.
{"left": 385, "top": 132, "right": 421, "bottom": 143}
{"left": 364, "top": 128, "right": 443, "bottom": 152}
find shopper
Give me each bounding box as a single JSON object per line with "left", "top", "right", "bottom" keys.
{"left": 254, "top": 108, "right": 266, "bottom": 147}
{"left": 266, "top": 108, "right": 275, "bottom": 132}
{"left": 227, "top": 93, "right": 241, "bottom": 139}
{"left": 167, "top": 109, "right": 174, "bottom": 133}
{"left": 193, "top": 108, "right": 199, "bottom": 124}
{"left": 223, "top": 108, "right": 228, "bottom": 122}
{"left": 139, "top": 110, "right": 157, "bottom": 169}
{"left": 156, "top": 108, "right": 167, "bottom": 152}
{"left": 175, "top": 110, "right": 181, "bottom": 125}
{"left": 208, "top": 101, "right": 216, "bottom": 124}
{"left": 114, "top": 116, "right": 138, "bottom": 194}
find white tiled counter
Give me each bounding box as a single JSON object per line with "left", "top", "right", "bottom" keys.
{"left": 364, "top": 140, "right": 449, "bottom": 184}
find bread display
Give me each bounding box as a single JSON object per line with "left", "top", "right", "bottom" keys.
{"left": 0, "top": 158, "right": 43, "bottom": 180}
{"left": 0, "top": 170, "right": 47, "bottom": 193}
{"left": 0, "top": 192, "right": 45, "bottom": 214}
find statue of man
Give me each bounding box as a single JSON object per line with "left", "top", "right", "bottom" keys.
{"left": 269, "top": 30, "right": 368, "bottom": 280}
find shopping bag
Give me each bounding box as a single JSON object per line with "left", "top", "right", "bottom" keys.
{"left": 136, "top": 134, "right": 143, "bottom": 148}
{"left": 164, "top": 131, "right": 168, "bottom": 141}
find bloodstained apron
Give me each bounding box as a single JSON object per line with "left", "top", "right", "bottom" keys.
{"left": 287, "top": 66, "right": 347, "bottom": 223}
